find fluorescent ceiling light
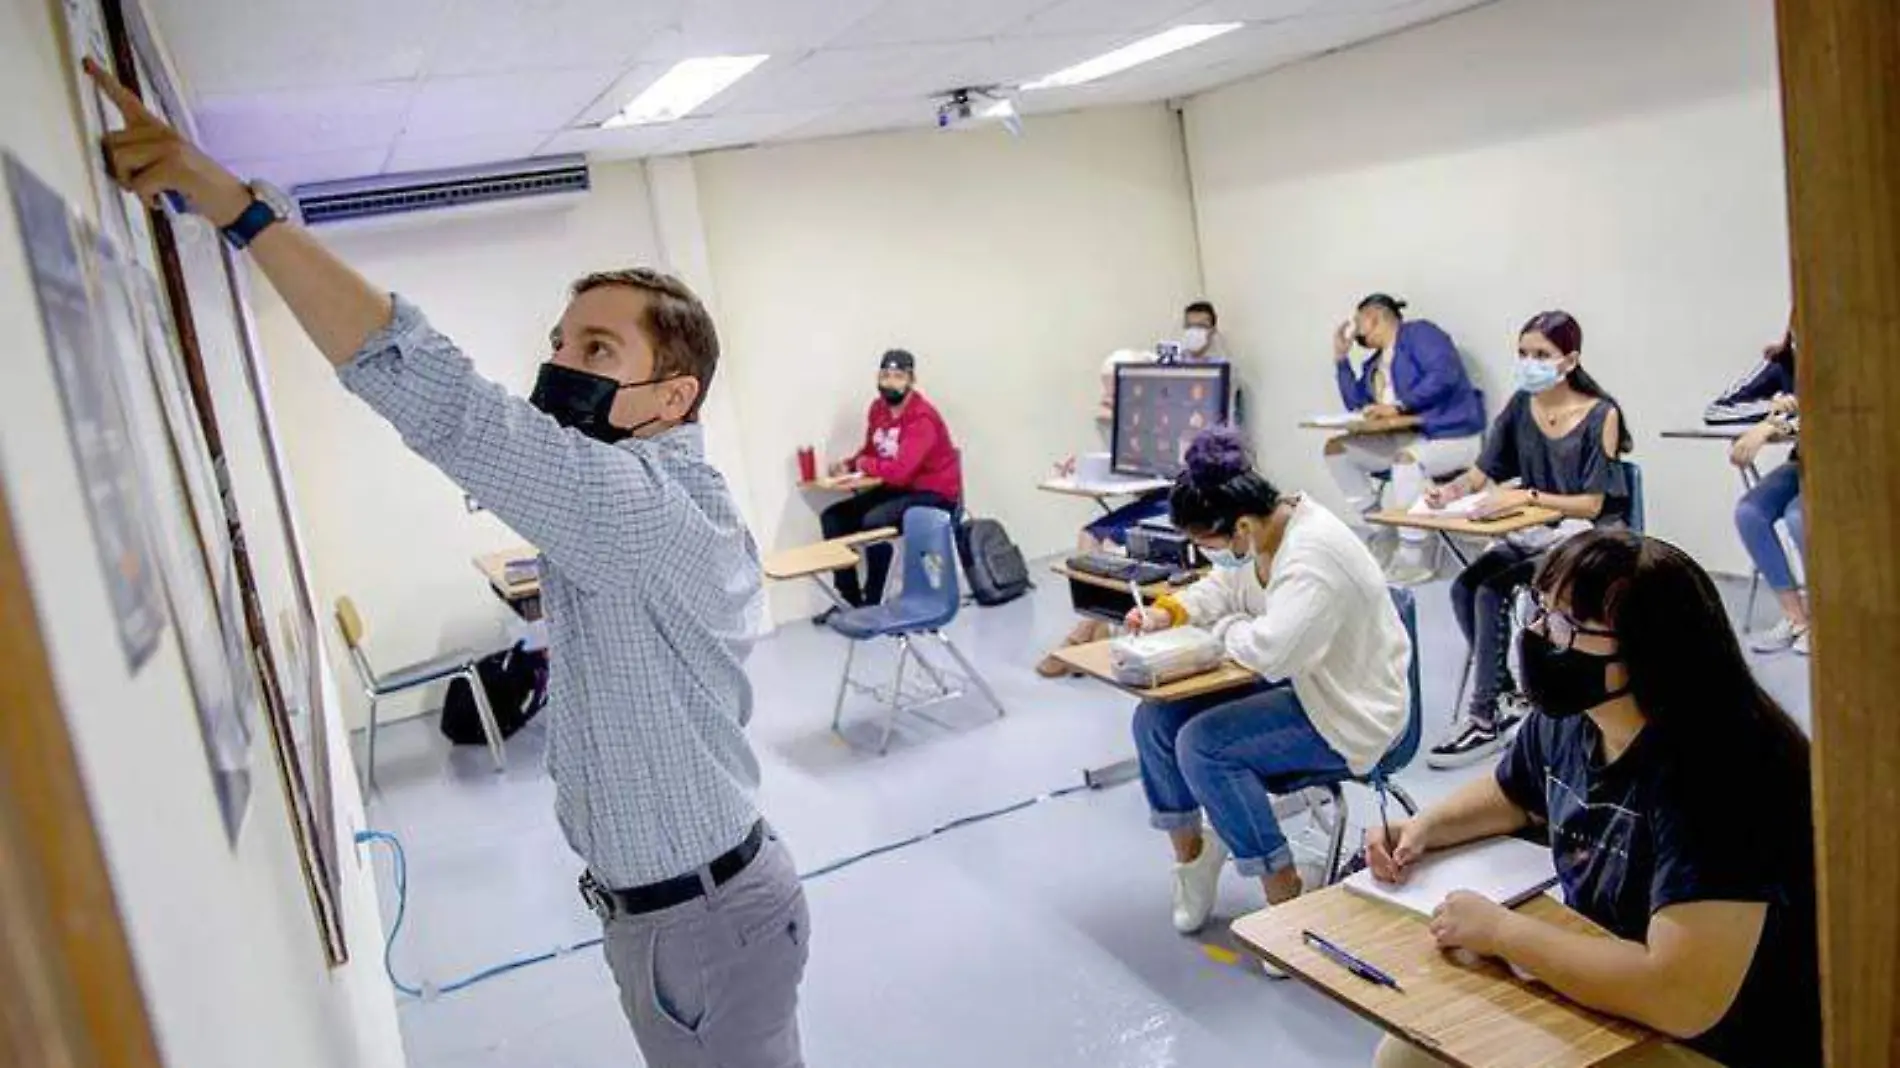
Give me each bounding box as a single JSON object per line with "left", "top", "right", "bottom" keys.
{"left": 602, "top": 55, "right": 768, "bottom": 127}
{"left": 1020, "top": 23, "right": 1242, "bottom": 90}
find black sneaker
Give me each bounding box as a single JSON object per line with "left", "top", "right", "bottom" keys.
{"left": 811, "top": 606, "right": 840, "bottom": 627}
{"left": 1426, "top": 712, "right": 1522, "bottom": 770}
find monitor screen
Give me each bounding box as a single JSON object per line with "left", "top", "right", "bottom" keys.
{"left": 1111, "top": 362, "right": 1232, "bottom": 479}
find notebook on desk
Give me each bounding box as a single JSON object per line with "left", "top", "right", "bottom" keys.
{"left": 1306, "top": 412, "right": 1361, "bottom": 428}
{"left": 1344, "top": 836, "right": 1559, "bottom": 918}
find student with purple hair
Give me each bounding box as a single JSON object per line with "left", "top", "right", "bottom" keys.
{"left": 1421, "top": 311, "right": 1632, "bottom": 769}
{"left": 1122, "top": 427, "right": 1410, "bottom": 933}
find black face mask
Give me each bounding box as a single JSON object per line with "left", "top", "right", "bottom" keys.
{"left": 1516, "top": 628, "right": 1629, "bottom": 719}
{"left": 529, "top": 362, "right": 668, "bottom": 444}
{"left": 879, "top": 387, "right": 909, "bottom": 407}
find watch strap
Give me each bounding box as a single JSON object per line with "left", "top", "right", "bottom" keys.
{"left": 221, "top": 197, "right": 280, "bottom": 250}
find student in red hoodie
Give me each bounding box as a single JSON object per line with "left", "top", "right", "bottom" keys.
{"left": 818, "top": 349, "right": 964, "bottom": 615}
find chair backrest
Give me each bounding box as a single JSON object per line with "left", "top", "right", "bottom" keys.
{"left": 1375, "top": 586, "right": 1425, "bottom": 778}
{"left": 1622, "top": 460, "right": 1646, "bottom": 534}
{"left": 333, "top": 596, "right": 378, "bottom": 688}
{"left": 897, "top": 507, "right": 961, "bottom": 629}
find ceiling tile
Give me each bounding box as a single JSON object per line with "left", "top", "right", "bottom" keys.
{"left": 384, "top": 131, "right": 553, "bottom": 173}
{"left": 773, "top": 99, "right": 938, "bottom": 144}
{"left": 421, "top": 0, "right": 676, "bottom": 76}
{"left": 1019, "top": 0, "right": 1209, "bottom": 36}
{"left": 402, "top": 67, "right": 624, "bottom": 139}
{"left": 1175, "top": 0, "right": 1322, "bottom": 19}
{"left": 540, "top": 122, "right": 684, "bottom": 162}
{"left": 196, "top": 82, "right": 416, "bottom": 161}
{"left": 829, "top": 0, "right": 1059, "bottom": 48}
{"left": 636, "top": 0, "right": 890, "bottom": 62}
{"left": 940, "top": 32, "right": 1130, "bottom": 89}
{"left": 223, "top": 147, "right": 392, "bottom": 190}
{"left": 714, "top": 43, "right": 975, "bottom": 115}
{"left": 659, "top": 110, "right": 833, "bottom": 154}
{"left": 146, "top": 0, "right": 445, "bottom": 94}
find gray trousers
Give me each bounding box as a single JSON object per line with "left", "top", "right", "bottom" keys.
{"left": 600, "top": 834, "right": 810, "bottom": 1068}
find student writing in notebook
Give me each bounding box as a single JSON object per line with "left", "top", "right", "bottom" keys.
{"left": 1122, "top": 429, "right": 1409, "bottom": 934}
{"left": 1364, "top": 531, "right": 1820, "bottom": 1068}
{"left": 1421, "top": 311, "right": 1631, "bottom": 769}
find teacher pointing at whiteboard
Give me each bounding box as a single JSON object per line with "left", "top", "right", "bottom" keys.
{"left": 85, "top": 59, "right": 810, "bottom": 1068}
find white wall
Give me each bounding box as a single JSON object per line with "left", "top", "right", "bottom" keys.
{"left": 1185, "top": 0, "right": 1792, "bottom": 575}
{"left": 694, "top": 104, "right": 1205, "bottom": 621}
{"left": 0, "top": 0, "right": 402, "bottom": 1064}
{"left": 253, "top": 161, "right": 743, "bottom": 729}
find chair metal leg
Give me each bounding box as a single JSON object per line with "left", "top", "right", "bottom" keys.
{"left": 1744, "top": 570, "right": 1763, "bottom": 634}
{"left": 1450, "top": 644, "right": 1476, "bottom": 728}
{"left": 461, "top": 666, "right": 507, "bottom": 773}
{"left": 1322, "top": 784, "right": 1349, "bottom": 886}
{"left": 1387, "top": 781, "right": 1420, "bottom": 817}
{"left": 831, "top": 640, "right": 858, "bottom": 733}
{"left": 364, "top": 697, "right": 381, "bottom": 794}
{"left": 880, "top": 638, "right": 912, "bottom": 755}
{"left": 908, "top": 636, "right": 956, "bottom": 698}
{"left": 930, "top": 632, "right": 1006, "bottom": 718}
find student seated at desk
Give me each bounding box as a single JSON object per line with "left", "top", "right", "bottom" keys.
{"left": 817, "top": 348, "right": 963, "bottom": 618}
{"left": 1366, "top": 530, "right": 1819, "bottom": 1068}
{"left": 1123, "top": 428, "right": 1409, "bottom": 932}
{"left": 1709, "top": 329, "right": 1807, "bottom": 654}
{"left": 1328, "top": 293, "right": 1486, "bottom": 583}
{"left": 1424, "top": 310, "right": 1631, "bottom": 769}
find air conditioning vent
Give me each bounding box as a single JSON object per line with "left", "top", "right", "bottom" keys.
{"left": 293, "top": 156, "right": 590, "bottom": 226}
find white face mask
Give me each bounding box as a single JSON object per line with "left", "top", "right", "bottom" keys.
{"left": 1183, "top": 326, "right": 1211, "bottom": 353}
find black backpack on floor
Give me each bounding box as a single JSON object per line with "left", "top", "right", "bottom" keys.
{"left": 956, "top": 517, "right": 1032, "bottom": 606}
{"left": 441, "top": 642, "right": 548, "bottom": 744}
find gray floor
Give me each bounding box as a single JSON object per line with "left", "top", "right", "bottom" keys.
{"left": 361, "top": 563, "right": 1811, "bottom": 1068}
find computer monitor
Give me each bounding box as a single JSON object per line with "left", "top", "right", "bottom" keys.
{"left": 1110, "top": 362, "right": 1233, "bottom": 479}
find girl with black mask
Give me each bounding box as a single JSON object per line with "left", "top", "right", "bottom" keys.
{"left": 1365, "top": 530, "right": 1819, "bottom": 1068}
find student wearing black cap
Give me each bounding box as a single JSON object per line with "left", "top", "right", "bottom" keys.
{"left": 817, "top": 349, "right": 964, "bottom": 618}
{"left": 1328, "top": 293, "right": 1487, "bottom": 583}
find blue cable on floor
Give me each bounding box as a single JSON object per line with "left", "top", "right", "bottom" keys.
{"left": 354, "top": 781, "right": 1093, "bottom": 1001}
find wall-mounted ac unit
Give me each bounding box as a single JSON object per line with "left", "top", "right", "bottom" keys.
{"left": 293, "top": 155, "right": 590, "bottom": 229}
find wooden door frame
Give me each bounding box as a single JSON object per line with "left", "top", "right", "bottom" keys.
{"left": 1775, "top": 0, "right": 1900, "bottom": 1063}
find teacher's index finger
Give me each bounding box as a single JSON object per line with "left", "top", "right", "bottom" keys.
{"left": 83, "top": 57, "right": 160, "bottom": 124}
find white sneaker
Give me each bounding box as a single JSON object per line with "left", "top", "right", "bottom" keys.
{"left": 1171, "top": 832, "right": 1229, "bottom": 934}
{"left": 1749, "top": 618, "right": 1807, "bottom": 654}
{"left": 1793, "top": 629, "right": 1811, "bottom": 656}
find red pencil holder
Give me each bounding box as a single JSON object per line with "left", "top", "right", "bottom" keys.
{"left": 797, "top": 446, "right": 817, "bottom": 483}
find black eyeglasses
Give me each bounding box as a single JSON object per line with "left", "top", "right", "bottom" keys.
{"left": 1515, "top": 589, "right": 1616, "bottom": 652}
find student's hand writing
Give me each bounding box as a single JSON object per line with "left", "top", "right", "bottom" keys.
{"left": 1333, "top": 321, "right": 1355, "bottom": 361}
{"left": 1361, "top": 403, "right": 1401, "bottom": 420}
{"left": 1430, "top": 890, "right": 1514, "bottom": 958}
{"left": 84, "top": 58, "right": 252, "bottom": 225}
{"left": 828, "top": 459, "right": 854, "bottom": 478}
{"left": 1364, "top": 817, "right": 1431, "bottom": 884}
{"left": 1769, "top": 392, "right": 1799, "bottom": 416}
{"left": 1729, "top": 423, "right": 1773, "bottom": 468}
{"left": 1123, "top": 607, "right": 1171, "bottom": 634}
{"left": 1422, "top": 483, "right": 1459, "bottom": 510}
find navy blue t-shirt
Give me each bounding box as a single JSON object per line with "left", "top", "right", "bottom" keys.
{"left": 1496, "top": 713, "right": 1820, "bottom": 1068}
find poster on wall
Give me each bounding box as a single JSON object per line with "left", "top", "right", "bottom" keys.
{"left": 92, "top": 236, "right": 258, "bottom": 840}
{"left": 4, "top": 152, "right": 166, "bottom": 670}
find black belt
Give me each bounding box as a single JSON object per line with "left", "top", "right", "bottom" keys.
{"left": 581, "top": 821, "right": 766, "bottom": 920}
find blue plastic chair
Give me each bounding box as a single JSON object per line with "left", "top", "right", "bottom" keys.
{"left": 1623, "top": 460, "right": 1646, "bottom": 534}
{"left": 1264, "top": 587, "right": 1424, "bottom": 884}
{"left": 828, "top": 508, "right": 1005, "bottom": 753}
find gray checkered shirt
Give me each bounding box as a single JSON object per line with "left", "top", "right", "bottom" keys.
{"left": 339, "top": 297, "right": 763, "bottom": 887}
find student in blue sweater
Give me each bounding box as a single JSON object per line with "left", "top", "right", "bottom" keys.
{"left": 1327, "top": 294, "right": 1487, "bottom": 582}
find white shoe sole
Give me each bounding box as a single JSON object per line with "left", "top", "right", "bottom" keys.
{"left": 1425, "top": 728, "right": 1513, "bottom": 770}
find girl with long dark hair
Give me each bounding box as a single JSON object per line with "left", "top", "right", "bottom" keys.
{"left": 1423, "top": 310, "right": 1632, "bottom": 768}
{"left": 1367, "top": 530, "right": 1819, "bottom": 1068}
{"left": 1124, "top": 428, "right": 1411, "bottom": 932}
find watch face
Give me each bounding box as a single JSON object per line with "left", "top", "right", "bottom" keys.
{"left": 249, "top": 180, "right": 299, "bottom": 223}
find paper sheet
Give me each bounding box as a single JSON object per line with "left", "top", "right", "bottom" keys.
{"left": 1344, "top": 837, "right": 1559, "bottom": 918}
{"left": 1305, "top": 412, "right": 1361, "bottom": 428}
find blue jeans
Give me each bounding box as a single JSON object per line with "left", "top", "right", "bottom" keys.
{"left": 1132, "top": 681, "right": 1351, "bottom": 877}
{"left": 1734, "top": 462, "right": 1806, "bottom": 592}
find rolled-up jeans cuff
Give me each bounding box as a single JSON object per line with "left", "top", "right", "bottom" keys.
{"left": 1232, "top": 847, "right": 1296, "bottom": 879}
{"left": 1149, "top": 809, "right": 1201, "bottom": 833}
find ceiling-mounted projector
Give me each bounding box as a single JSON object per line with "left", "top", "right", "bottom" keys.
{"left": 934, "top": 87, "right": 1023, "bottom": 137}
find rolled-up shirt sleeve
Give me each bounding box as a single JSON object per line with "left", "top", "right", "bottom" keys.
{"left": 336, "top": 296, "right": 682, "bottom": 591}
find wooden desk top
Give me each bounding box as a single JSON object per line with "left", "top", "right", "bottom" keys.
{"left": 802, "top": 473, "right": 883, "bottom": 493}
{"left": 1050, "top": 563, "right": 1188, "bottom": 598}
{"left": 1052, "top": 637, "right": 1260, "bottom": 702}
{"left": 1038, "top": 475, "right": 1173, "bottom": 500}
{"left": 1301, "top": 414, "right": 1425, "bottom": 435}
{"left": 473, "top": 546, "right": 540, "bottom": 599}
{"left": 830, "top": 526, "right": 900, "bottom": 550}
{"left": 763, "top": 540, "right": 859, "bottom": 581}
{"left": 1367, "top": 506, "right": 1563, "bottom": 538}
{"left": 1232, "top": 886, "right": 1651, "bottom": 1068}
